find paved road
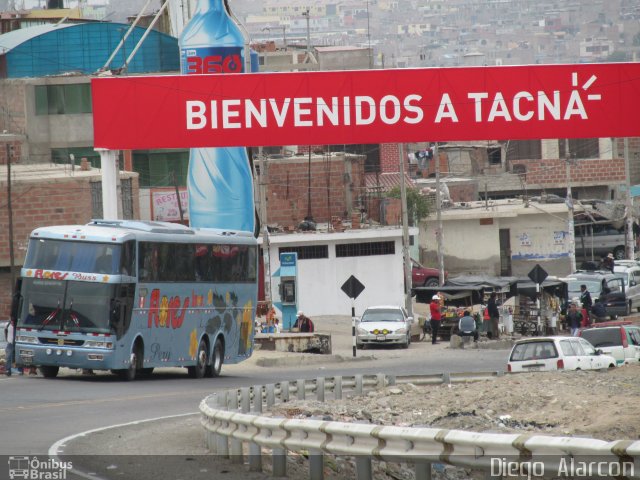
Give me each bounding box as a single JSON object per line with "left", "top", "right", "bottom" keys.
{"left": 0, "top": 315, "right": 510, "bottom": 480}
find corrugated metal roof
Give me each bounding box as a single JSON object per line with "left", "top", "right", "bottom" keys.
{"left": 0, "top": 23, "right": 76, "bottom": 53}
{"left": 365, "top": 172, "right": 415, "bottom": 193}
{"left": 0, "top": 22, "right": 179, "bottom": 77}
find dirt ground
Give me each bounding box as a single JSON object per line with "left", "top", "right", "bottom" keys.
{"left": 269, "top": 364, "right": 640, "bottom": 441}
{"left": 256, "top": 365, "right": 640, "bottom": 479}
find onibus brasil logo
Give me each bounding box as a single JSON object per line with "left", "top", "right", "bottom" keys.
{"left": 8, "top": 456, "right": 72, "bottom": 480}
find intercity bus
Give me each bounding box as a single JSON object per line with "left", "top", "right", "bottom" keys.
{"left": 14, "top": 220, "right": 258, "bottom": 380}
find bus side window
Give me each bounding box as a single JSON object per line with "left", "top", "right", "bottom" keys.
{"left": 139, "top": 243, "right": 159, "bottom": 282}
{"left": 121, "top": 241, "right": 135, "bottom": 276}
{"left": 195, "top": 245, "right": 210, "bottom": 281}
{"left": 175, "top": 244, "right": 196, "bottom": 281}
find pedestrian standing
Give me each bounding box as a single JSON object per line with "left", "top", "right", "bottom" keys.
{"left": 429, "top": 294, "right": 442, "bottom": 344}
{"left": 580, "top": 284, "right": 592, "bottom": 325}
{"left": 566, "top": 303, "right": 583, "bottom": 336}
{"left": 482, "top": 303, "right": 490, "bottom": 334}
{"left": 487, "top": 292, "right": 500, "bottom": 340}
{"left": 5, "top": 318, "right": 16, "bottom": 376}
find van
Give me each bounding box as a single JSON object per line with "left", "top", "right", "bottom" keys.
{"left": 578, "top": 321, "right": 640, "bottom": 365}
{"left": 564, "top": 271, "right": 628, "bottom": 317}
{"left": 612, "top": 264, "right": 640, "bottom": 313}
{"left": 574, "top": 223, "right": 626, "bottom": 261}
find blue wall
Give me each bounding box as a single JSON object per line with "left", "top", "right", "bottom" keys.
{"left": 5, "top": 23, "right": 179, "bottom": 78}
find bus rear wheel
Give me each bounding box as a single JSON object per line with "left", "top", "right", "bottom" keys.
{"left": 206, "top": 338, "right": 223, "bottom": 378}
{"left": 188, "top": 339, "right": 208, "bottom": 379}
{"left": 39, "top": 366, "right": 59, "bottom": 378}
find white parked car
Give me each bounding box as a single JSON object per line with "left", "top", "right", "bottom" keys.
{"left": 507, "top": 336, "right": 617, "bottom": 372}
{"left": 578, "top": 322, "right": 640, "bottom": 366}
{"left": 356, "top": 305, "right": 413, "bottom": 349}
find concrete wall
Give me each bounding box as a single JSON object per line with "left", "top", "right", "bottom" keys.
{"left": 264, "top": 228, "right": 414, "bottom": 317}
{"left": 316, "top": 48, "right": 371, "bottom": 70}
{"left": 421, "top": 203, "right": 571, "bottom": 277}
{"left": 25, "top": 78, "right": 94, "bottom": 163}
{"left": 0, "top": 77, "right": 95, "bottom": 164}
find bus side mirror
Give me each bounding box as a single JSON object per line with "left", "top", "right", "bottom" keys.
{"left": 110, "top": 299, "right": 121, "bottom": 327}
{"left": 110, "top": 299, "right": 126, "bottom": 339}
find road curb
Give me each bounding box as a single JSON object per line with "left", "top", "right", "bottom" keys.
{"left": 255, "top": 353, "right": 375, "bottom": 367}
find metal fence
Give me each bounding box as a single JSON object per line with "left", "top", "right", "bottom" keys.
{"left": 200, "top": 372, "right": 640, "bottom": 479}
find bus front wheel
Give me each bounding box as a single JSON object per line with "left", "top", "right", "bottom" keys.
{"left": 39, "top": 366, "right": 59, "bottom": 378}
{"left": 188, "top": 339, "right": 208, "bottom": 379}
{"left": 206, "top": 338, "right": 223, "bottom": 378}
{"left": 117, "top": 347, "right": 141, "bottom": 381}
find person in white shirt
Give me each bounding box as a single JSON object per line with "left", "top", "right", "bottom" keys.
{"left": 5, "top": 318, "right": 16, "bottom": 376}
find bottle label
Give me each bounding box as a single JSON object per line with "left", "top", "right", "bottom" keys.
{"left": 180, "top": 47, "right": 243, "bottom": 75}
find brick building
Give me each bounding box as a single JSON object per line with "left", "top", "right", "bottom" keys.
{"left": 256, "top": 152, "right": 366, "bottom": 228}
{"left": 0, "top": 159, "right": 139, "bottom": 318}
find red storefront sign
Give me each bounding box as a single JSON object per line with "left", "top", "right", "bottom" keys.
{"left": 92, "top": 63, "right": 640, "bottom": 149}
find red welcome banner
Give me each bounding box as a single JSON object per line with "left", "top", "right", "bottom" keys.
{"left": 92, "top": 63, "right": 640, "bottom": 149}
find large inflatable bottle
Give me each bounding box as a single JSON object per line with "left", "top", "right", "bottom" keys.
{"left": 179, "top": 0, "right": 255, "bottom": 233}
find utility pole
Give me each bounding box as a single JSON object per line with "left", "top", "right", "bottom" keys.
{"left": 303, "top": 8, "right": 311, "bottom": 59}
{"left": 565, "top": 142, "right": 577, "bottom": 272}
{"left": 170, "top": 171, "right": 184, "bottom": 223}
{"left": 366, "top": 0, "right": 373, "bottom": 68}
{"left": 624, "top": 138, "right": 634, "bottom": 259}
{"left": 435, "top": 143, "right": 445, "bottom": 286}
{"left": 6, "top": 142, "right": 16, "bottom": 295}
{"left": 398, "top": 143, "right": 412, "bottom": 317}
{"left": 256, "top": 148, "right": 272, "bottom": 304}
{"left": 307, "top": 148, "right": 312, "bottom": 220}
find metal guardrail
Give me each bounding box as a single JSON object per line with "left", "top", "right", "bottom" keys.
{"left": 200, "top": 372, "right": 640, "bottom": 479}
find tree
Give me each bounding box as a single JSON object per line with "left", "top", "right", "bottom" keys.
{"left": 386, "top": 186, "right": 430, "bottom": 226}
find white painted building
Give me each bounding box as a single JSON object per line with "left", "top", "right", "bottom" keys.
{"left": 421, "top": 199, "right": 572, "bottom": 277}
{"left": 260, "top": 226, "right": 418, "bottom": 317}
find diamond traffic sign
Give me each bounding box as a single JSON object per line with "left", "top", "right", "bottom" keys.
{"left": 341, "top": 275, "right": 365, "bottom": 300}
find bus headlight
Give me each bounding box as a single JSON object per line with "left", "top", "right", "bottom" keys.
{"left": 16, "top": 335, "right": 38, "bottom": 344}
{"left": 85, "top": 340, "right": 114, "bottom": 349}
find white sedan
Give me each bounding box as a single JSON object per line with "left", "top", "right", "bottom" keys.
{"left": 356, "top": 305, "right": 413, "bottom": 349}
{"left": 507, "top": 336, "right": 617, "bottom": 372}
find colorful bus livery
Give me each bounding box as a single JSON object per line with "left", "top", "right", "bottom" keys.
{"left": 15, "top": 220, "right": 258, "bottom": 380}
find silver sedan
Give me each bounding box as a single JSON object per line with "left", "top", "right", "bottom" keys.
{"left": 356, "top": 306, "right": 413, "bottom": 349}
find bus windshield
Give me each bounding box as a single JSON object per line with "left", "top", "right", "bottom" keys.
{"left": 18, "top": 278, "right": 116, "bottom": 334}
{"left": 24, "top": 238, "right": 133, "bottom": 275}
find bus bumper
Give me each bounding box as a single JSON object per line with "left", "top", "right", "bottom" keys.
{"left": 15, "top": 344, "right": 118, "bottom": 370}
